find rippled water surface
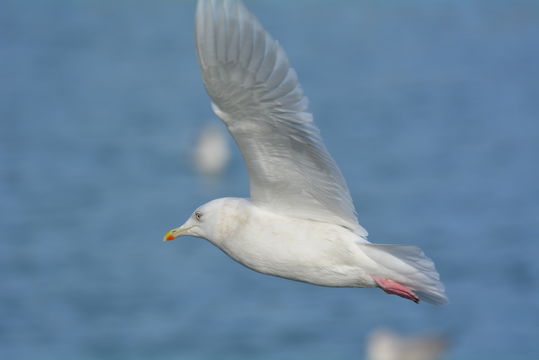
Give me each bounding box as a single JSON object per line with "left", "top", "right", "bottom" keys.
{"left": 2, "top": 0, "right": 538, "bottom": 359}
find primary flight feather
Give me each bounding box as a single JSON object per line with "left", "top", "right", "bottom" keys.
{"left": 165, "top": 0, "right": 447, "bottom": 305}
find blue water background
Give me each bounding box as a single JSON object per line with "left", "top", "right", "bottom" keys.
{"left": 1, "top": 0, "right": 538, "bottom": 359}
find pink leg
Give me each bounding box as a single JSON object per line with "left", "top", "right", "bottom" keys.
{"left": 371, "top": 275, "right": 420, "bottom": 304}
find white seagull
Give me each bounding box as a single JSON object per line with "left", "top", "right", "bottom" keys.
{"left": 366, "top": 328, "right": 448, "bottom": 360}
{"left": 165, "top": 0, "right": 447, "bottom": 305}
{"left": 193, "top": 123, "right": 230, "bottom": 176}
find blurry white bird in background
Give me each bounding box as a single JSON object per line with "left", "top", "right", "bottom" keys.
{"left": 366, "top": 328, "right": 448, "bottom": 360}
{"left": 193, "top": 122, "right": 230, "bottom": 177}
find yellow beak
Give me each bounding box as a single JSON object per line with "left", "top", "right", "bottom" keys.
{"left": 163, "top": 226, "right": 192, "bottom": 242}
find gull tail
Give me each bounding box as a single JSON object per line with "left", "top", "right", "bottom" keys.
{"left": 361, "top": 243, "right": 448, "bottom": 305}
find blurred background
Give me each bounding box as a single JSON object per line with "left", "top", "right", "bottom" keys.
{"left": 1, "top": 0, "right": 538, "bottom": 359}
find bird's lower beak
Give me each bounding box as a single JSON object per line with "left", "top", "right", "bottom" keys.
{"left": 163, "top": 226, "right": 192, "bottom": 242}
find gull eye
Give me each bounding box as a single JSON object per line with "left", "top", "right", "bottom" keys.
{"left": 194, "top": 211, "right": 202, "bottom": 221}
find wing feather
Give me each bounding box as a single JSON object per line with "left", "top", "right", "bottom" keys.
{"left": 195, "top": 0, "right": 367, "bottom": 236}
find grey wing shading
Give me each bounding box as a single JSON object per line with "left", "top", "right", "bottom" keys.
{"left": 195, "top": 0, "right": 367, "bottom": 236}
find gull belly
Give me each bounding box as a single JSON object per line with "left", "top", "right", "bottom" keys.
{"left": 215, "top": 202, "right": 377, "bottom": 288}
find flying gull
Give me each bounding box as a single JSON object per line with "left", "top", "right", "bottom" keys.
{"left": 164, "top": 0, "right": 447, "bottom": 305}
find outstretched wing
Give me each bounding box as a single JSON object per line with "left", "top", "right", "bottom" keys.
{"left": 195, "top": 0, "right": 366, "bottom": 236}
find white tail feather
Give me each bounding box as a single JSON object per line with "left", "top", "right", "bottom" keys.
{"left": 361, "top": 244, "right": 448, "bottom": 305}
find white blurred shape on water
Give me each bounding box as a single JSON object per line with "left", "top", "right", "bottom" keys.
{"left": 193, "top": 122, "right": 231, "bottom": 176}
{"left": 366, "top": 328, "right": 448, "bottom": 360}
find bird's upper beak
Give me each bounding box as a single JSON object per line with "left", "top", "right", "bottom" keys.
{"left": 163, "top": 226, "right": 192, "bottom": 241}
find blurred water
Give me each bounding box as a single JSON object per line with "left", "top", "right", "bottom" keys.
{"left": 1, "top": 0, "right": 538, "bottom": 359}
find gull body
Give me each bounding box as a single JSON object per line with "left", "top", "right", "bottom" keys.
{"left": 165, "top": 0, "right": 447, "bottom": 304}
{"left": 173, "top": 198, "right": 377, "bottom": 287}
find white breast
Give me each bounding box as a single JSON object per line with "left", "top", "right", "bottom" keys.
{"left": 216, "top": 202, "right": 376, "bottom": 287}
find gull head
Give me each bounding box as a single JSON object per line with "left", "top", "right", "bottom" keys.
{"left": 163, "top": 197, "right": 247, "bottom": 244}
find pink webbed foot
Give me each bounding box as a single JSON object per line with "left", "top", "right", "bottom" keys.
{"left": 371, "top": 275, "right": 420, "bottom": 304}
